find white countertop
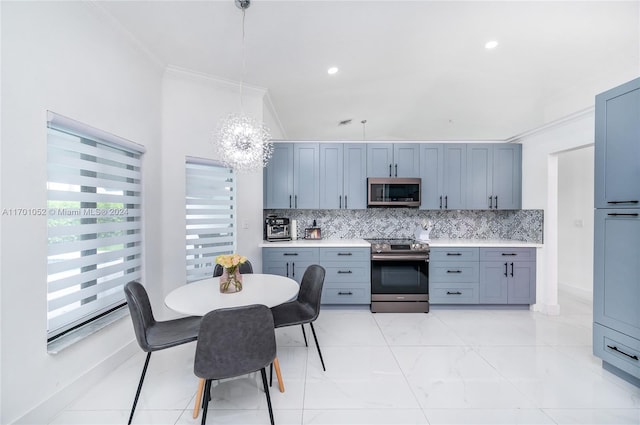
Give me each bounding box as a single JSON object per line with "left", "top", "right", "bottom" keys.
{"left": 260, "top": 238, "right": 542, "bottom": 248}
{"left": 428, "top": 239, "right": 543, "bottom": 248}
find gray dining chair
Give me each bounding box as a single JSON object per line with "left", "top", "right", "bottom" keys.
{"left": 194, "top": 304, "right": 277, "bottom": 425}
{"left": 270, "top": 264, "right": 326, "bottom": 371}
{"left": 124, "top": 281, "right": 201, "bottom": 425}
{"left": 212, "top": 259, "right": 254, "bottom": 277}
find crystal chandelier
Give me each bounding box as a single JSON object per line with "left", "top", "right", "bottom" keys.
{"left": 215, "top": 0, "right": 273, "bottom": 172}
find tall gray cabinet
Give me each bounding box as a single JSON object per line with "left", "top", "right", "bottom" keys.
{"left": 593, "top": 77, "right": 640, "bottom": 385}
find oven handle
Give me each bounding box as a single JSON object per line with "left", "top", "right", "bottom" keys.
{"left": 371, "top": 254, "right": 429, "bottom": 261}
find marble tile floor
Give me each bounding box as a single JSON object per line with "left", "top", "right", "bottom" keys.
{"left": 50, "top": 290, "right": 640, "bottom": 425}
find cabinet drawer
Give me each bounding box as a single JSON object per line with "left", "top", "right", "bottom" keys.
{"left": 480, "top": 248, "right": 535, "bottom": 261}
{"left": 430, "top": 262, "right": 479, "bottom": 283}
{"left": 320, "top": 248, "right": 369, "bottom": 262}
{"left": 322, "top": 287, "right": 370, "bottom": 304}
{"left": 594, "top": 323, "right": 640, "bottom": 380}
{"left": 430, "top": 248, "right": 479, "bottom": 261}
{"left": 263, "top": 248, "right": 319, "bottom": 262}
{"left": 323, "top": 264, "right": 370, "bottom": 283}
{"left": 430, "top": 283, "right": 479, "bottom": 304}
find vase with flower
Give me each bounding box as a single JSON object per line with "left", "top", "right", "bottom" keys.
{"left": 215, "top": 253, "right": 247, "bottom": 293}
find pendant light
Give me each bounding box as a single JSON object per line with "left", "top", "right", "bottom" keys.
{"left": 215, "top": 0, "right": 273, "bottom": 172}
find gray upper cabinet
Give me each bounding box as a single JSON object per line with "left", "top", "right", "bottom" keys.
{"left": 595, "top": 77, "right": 640, "bottom": 209}
{"left": 466, "top": 144, "right": 521, "bottom": 210}
{"left": 264, "top": 143, "right": 294, "bottom": 209}
{"left": 420, "top": 144, "right": 466, "bottom": 210}
{"left": 319, "top": 143, "right": 367, "bottom": 209}
{"left": 367, "top": 143, "right": 420, "bottom": 177}
{"left": 264, "top": 143, "right": 319, "bottom": 209}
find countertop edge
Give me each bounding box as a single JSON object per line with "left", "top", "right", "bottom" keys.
{"left": 259, "top": 239, "right": 543, "bottom": 248}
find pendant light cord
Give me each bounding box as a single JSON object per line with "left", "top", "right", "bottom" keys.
{"left": 239, "top": 8, "right": 246, "bottom": 113}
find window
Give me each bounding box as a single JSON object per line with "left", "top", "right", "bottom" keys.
{"left": 185, "top": 158, "right": 236, "bottom": 282}
{"left": 46, "top": 112, "right": 144, "bottom": 341}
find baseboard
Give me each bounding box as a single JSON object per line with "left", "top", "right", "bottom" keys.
{"left": 12, "top": 341, "right": 138, "bottom": 425}
{"left": 558, "top": 282, "right": 593, "bottom": 302}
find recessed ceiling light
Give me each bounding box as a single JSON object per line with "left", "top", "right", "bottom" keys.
{"left": 485, "top": 40, "right": 499, "bottom": 50}
{"left": 327, "top": 67, "right": 339, "bottom": 75}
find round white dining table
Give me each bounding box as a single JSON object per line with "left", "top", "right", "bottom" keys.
{"left": 165, "top": 273, "right": 299, "bottom": 416}
{"left": 165, "top": 273, "right": 299, "bottom": 318}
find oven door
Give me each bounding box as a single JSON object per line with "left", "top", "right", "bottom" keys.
{"left": 371, "top": 254, "right": 429, "bottom": 295}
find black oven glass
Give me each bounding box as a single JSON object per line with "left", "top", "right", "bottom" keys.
{"left": 370, "top": 183, "right": 419, "bottom": 202}
{"left": 371, "top": 259, "right": 429, "bottom": 294}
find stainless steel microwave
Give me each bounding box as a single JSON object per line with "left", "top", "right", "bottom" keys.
{"left": 367, "top": 178, "right": 421, "bottom": 207}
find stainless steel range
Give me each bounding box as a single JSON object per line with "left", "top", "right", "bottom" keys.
{"left": 367, "top": 238, "right": 430, "bottom": 313}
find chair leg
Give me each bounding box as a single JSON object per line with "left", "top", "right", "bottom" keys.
{"left": 260, "top": 368, "right": 275, "bottom": 425}
{"left": 309, "top": 322, "right": 326, "bottom": 371}
{"left": 273, "top": 357, "right": 285, "bottom": 393}
{"left": 301, "top": 324, "right": 308, "bottom": 347}
{"left": 269, "top": 362, "right": 273, "bottom": 387}
{"left": 193, "top": 378, "right": 205, "bottom": 419}
{"left": 201, "top": 379, "right": 212, "bottom": 425}
{"left": 128, "top": 352, "right": 152, "bottom": 425}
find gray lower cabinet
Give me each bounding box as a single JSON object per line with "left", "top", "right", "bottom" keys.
{"left": 262, "top": 247, "right": 319, "bottom": 285}
{"left": 594, "top": 210, "right": 640, "bottom": 342}
{"left": 479, "top": 248, "right": 536, "bottom": 304}
{"left": 319, "top": 247, "right": 370, "bottom": 304}
{"left": 429, "top": 248, "right": 480, "bottom": 304}
{"left": 262, "top": 246, "right": 370, "bottom": 304}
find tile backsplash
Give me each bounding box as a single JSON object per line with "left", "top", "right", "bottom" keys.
{"left": 264, "top": 209, "right": 543, "bottom": 243}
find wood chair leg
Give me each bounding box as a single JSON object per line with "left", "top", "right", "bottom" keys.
{"left": 272, "top": 356, "right": 285, "bottom": 393}
{"left": 192, "top": 378, "right": 205, "bottom": 419}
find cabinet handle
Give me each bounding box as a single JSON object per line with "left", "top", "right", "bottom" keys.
{"left": 447, "top": 291, "right": 462, "bottom": 295}
{"left": 607, "top": 213, "right": 639, "bottom": 217}
{"left": 395, "top": 164, "right": 398, "bottom": 177}
{"left": 286, "top": 262, "right": 289, "bottom": 277}
{"left": 337, "top": 252, "right": 353, "bottom": 256}
{"left": 489, "top": 196, "right": 493, "bottom": 209}
{"left": 337, "top": 270, "right": 353, "bottom": 274}
{"left": 289, "top": 195, "right": 292, "bottom": 209}
{"left": 283, "top": 253, "right": 298, "bottom": 256}
{"left": 501, "top": 253, "right": 517, "bottom": 256}
{"left": 439, "top": 196, "right": 443, "bottom": 209}
{"left": 389, "top": 164, "right": 392, "bottom": 177}
{"left": 510, "top": 262, "right": 514, "bottom": 277}
{"left": 339, "top": 195, "right": 342, "bottom": 209}
{"left": 345, "top": 195, "right": 348, "bottom": 209}
{"left": 338, "top": 291, "right": 353, "bottom": 295}
{"left": 447, "top": 270, "right": 462, "bottom": 274}
{"left": 607, "top": 345, "right": 639, "bottom": 361}
{"left": 294, "top": 195, "right": 297, "bottom": 208}
{"left": 504, "top": 262, "right": 508, "bottom": 277}
{"left": 607, "top": 200, "right": 639, "bottom": 204}
{"left": 446, "top": 253, "right": 462, "bottom": 256}
{"left": 292, "top": 262, "right": 295, "bottom": 277}
{"left": 445, "top": 196, "right": 448, "bottom": 209}
{"left": 495, "top": 196, "right": 498, "bottom": 209}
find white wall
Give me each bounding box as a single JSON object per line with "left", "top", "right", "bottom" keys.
{"left": 558, "top": 146, "right": 594, "bottom": 296}
{"left": 0, "top": 2, "right": 164, "bottom": 423}
{"left": 518, "top": 112, "right": 596, "bottom": 313}
{"left": 159, "top": 67, "right": 267, "bottom": 312}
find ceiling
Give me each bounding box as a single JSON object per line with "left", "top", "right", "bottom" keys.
{"left": 96, "top": 1, "right": 639, "bottom": 141}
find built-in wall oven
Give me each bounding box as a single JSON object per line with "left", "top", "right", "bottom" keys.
{"left": 367, "top": 239, "right": 429, "bottom": 313}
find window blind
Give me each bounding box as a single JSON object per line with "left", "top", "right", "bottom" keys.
{"left": 46, "top": 113, "right": 143, "bottom": 339}
{"left": 185, "top": 158, "right": 236, "bottom": 282}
